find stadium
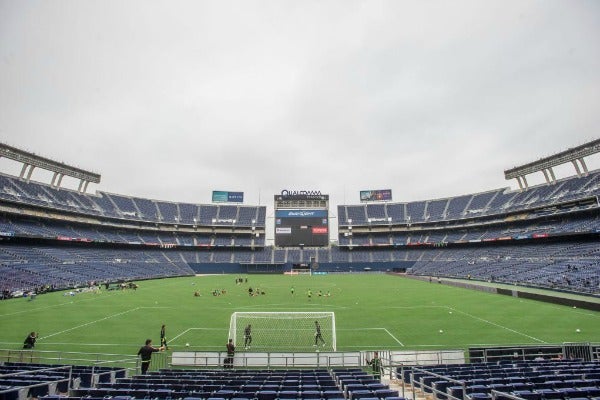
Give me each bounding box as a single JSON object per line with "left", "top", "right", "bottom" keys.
{"left": 3, "top": 0, "right": 600, "bottom": 398}
{"left": 0, "top": 139, "right": 599, "bottom": 400}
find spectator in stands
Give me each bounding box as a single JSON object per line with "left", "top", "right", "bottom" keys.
{"left": 225, "top": 338, "right": 235, "bottom": 368}
{"left": 160, "top": 324, "right": 169, "bottom": 350}
{"left": 137, "top": 339, "right": 164, "bottom": 374}
{"left": 23, "top": 331, "right": 38, "bottom": 349}
{"left": 366, "top": 351, "right": 383, "bottom": 380}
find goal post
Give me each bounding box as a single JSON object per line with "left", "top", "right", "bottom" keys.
{"left": 229, "top": 311, "right": 336, "bottom": 352}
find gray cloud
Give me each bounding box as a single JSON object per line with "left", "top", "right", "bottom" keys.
{"left": 1, "top": 0, "right": 599, "bottom": 242}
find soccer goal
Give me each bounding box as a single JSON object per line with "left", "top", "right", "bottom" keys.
{"left": 229, "top": 311, "right": 336, "bottom": 352}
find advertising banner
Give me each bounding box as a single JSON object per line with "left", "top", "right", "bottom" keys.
{"left": 212, "top": 191, "right": 244, "bottom": 203}
{"left": 360, "top": 189, "right": 392, "bottom": 202}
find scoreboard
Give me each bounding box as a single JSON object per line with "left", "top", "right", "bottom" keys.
{"left": 274, "top": 193, "right": 329, "bottom": 247}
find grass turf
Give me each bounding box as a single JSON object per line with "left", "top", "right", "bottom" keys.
{"left": 0, "top": 274, "right": 598, "bottom": 356}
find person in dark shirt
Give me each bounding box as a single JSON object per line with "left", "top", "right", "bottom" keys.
{"left": 137, "top": 339, "right": 164, "bottom": 374}
{"left": 225, "top": 339, "right": 235, "bottom": 368}
{"left": 366, "top": 351, "right": 383, "bottom": 380}
{"left": 23, "top": 332, "right": 38, "bottom": 349}
{"left": 314, "top": 321, "right": 325, "bottom": 347}
{"left": 244, "top": 324, "right": 252, "bottom": 349}
{"left": 160, "top": 324, "right": 169, "bottom": 350}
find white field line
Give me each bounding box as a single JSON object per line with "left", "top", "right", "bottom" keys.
{"left": 338, "top": 327, "right": 404, "bottom": 346}
{"left": 382, "top": 328, "right": 404, "bottom": 346}
{"left": 448, "top": 307, "right": 547, "bottom": 343}
{"left": 0, "top": 292, "right": 124, "bottom": 318}
{"left": 235, "top": 304, "right": 347, "bottom": 310}
{"left": 170, "top": 327, "right": 225, "bottom": 342}
{"left": 40, "top": 307, "right": 142, "bottom": 340}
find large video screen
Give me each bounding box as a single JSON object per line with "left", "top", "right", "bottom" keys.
{"left": 275, "top": 209, "right": 329, "bottom": 247}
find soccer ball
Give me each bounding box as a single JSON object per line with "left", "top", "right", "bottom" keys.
{"left": 439, "top": 330, "right": 444, "bottom": 333}
{"left": 576, "top": 329, "right": 581, "bottom": 333}
{"left": 185, "top": 343, "right": 190, "bottom": 347}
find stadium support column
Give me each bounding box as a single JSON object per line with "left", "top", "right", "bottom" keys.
{"left": 19, "top": 163, "right": 31, "bottom": 179}
{"left": 579, "top": 157, "right": 588, "bottom": 174}
{"left": 572, "top": 160, "right": 582, "bottom": 176}
{"left": 51, "top": 172, "right": 66, "bottom": 188}
{"left": 548, "top": 167, "right": 556, "bottom": 182}
{"left": 516, "top": 176, "right": 528, "bottom": 190}
{"left": 78, "top": 179, "right": 90, "bottom": 193}
{"left": 542, "top": 168, "right": 556, "bottom": 184}
{"left": 25, "top": 165, "right": 35, "bottom": 182}
{"left": 51, "top": 172, "right": 59, "bottom": 187}
{"left": 542, "top": 169, "right": 551, "bottom": 184}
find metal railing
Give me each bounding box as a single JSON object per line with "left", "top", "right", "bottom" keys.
{"left": 0, "top": 365, "right": 73, "bottom": 400}
{"left": 0, "top": 349, "right": 139, "bottom": 373}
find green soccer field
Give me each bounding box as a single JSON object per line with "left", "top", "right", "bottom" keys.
{"left": 0, "top": 274, "right": 598, "bottom": 356}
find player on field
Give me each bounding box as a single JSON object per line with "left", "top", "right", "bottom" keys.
{"left": 314, "top": 321, "right": 325, "bottom": 347}
{"left": 244, "top": 324, "right": 252, "bottom": 349}
{"left": 160, "top": 324, "right": 169, "bottom": 350}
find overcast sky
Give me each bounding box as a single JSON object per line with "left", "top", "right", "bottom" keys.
{"left": 1, "top": 0, "right": 599, "bottom": 242}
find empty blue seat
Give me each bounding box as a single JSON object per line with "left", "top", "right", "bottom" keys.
{"left": 367, "top": 383, "right": 388, "bottom": 391}
{"left": 467, "top": 394, "right": 491, "bottom": 400}
{"left": 278, "top": 390, "right": 299, "bottom": 399}
{"left": 257, "top": 390, "right": 278, "bottom": 400}
{"left": 323, "top": 390, "right": 344, "bottom": 399}
{"left": 556, "top": 388, "right": 583, "bottom": 398}
{"left": 534, "top": 388, "right": 562, "bottom": 400}
{"left": 581, "top": 388, "right": 600, "bottom": 397}
{"left": 447, "top": 386, "right": 465, "bottom": 398}
{"left": 350, "top": 390, "right": 375, "bottom": 400}
{"left": 215, "top": 390, "right": 237, "bottom": 399}
{"left": 375, "top": 389, "right": 399, "bottom": 399}
{"left": 468, "top": 385, "right": 490, "bottom": 394}
{"left": 301, "top": 390, "right": 322, "bottom": 399}
{"left": 512, "top": 390, "right": 541, "bottom": 400}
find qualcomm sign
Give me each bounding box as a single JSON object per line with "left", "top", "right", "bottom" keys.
{"left": 280, "top": 189, "right": 322, "bottom": 196}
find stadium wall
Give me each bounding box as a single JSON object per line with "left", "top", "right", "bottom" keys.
{"left": 408, "top": 275, "right": 600, "bottom": 311}
{"left": 188, "top": 261, "right": 416, "bottom": 275}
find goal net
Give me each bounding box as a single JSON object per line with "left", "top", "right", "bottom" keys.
{"left": 229, "top": 311, "right": 336, "bottom": 352}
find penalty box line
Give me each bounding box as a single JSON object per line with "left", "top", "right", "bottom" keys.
{"left": 170, "top": 327, "right": 225, "bottom": 343}
{"left": 40, "top": 306, "right": 169, "bottom": 342}
{"left": 339, "top": 327, "right": 404, "bottom": 347}
{"left": 41, "top": 307, "right": 142, "bottom": 340}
